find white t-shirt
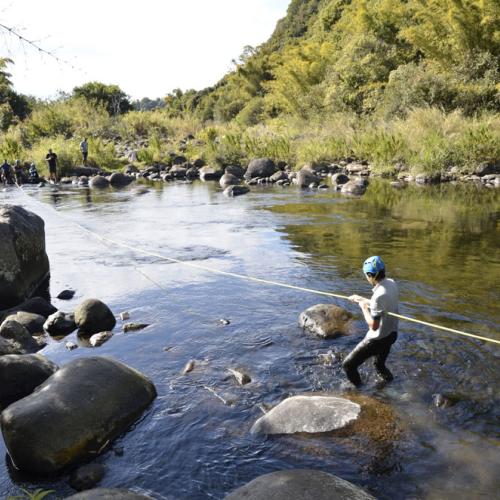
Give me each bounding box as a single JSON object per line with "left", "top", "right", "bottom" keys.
{"left": 365, "top": 278, "right": 399, "bottom": 340}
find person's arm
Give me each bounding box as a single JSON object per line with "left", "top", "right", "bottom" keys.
{"left": 360, "top": 301, "right": 380, "bottom": 331}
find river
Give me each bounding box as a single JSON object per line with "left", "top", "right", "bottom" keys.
{"left": 0, "top": 179, "right": 499, "bottom": 499}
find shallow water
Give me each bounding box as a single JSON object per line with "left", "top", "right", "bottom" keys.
{"left": 0, "top": 179, "right": 499, "bottom": 499}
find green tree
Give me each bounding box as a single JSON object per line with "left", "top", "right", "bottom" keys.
{"left": 73, "top": 81, "right": 131, "bottom": 115}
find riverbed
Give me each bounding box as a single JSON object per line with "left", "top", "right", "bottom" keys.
{"left": 1, "top": 179, "right": 499, "bottom": 499}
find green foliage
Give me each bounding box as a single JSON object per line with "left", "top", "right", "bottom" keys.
{"left": 73, "top": 81, "right": 131, "bottom": 115}
{"left": 7, "top": 488, "right": 55, "bottom": 500}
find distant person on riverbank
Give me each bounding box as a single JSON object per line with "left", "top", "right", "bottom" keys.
{"left": 344, "top": 256, "right": 399, "bottom": 386}
{"left": 45, "top": 149, "right": 58, "bottom": 183}
{"left": 80, "top": 138, "right": 88, "bottom": 166}
{"left": 14, "top": 159, "right": 26, "bottom": 185}
{"left": 1, "top": 159, "right": 14, "bottom": 185}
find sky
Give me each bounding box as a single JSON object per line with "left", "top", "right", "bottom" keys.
{"left": 0, "top": 0, "right": 290, "bottom": 100}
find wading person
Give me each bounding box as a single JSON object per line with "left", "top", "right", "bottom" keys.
{"left": 80, "top": 137, "right": 88, "bottom": 166}
{"left": 1, "top": 159, "right": 14, "bottom": 185}
{"left": 343, "top": 256, "right": 398, "bottom": 386}
{"left": 45, "top": 148, "right": 58, "bottom": 183}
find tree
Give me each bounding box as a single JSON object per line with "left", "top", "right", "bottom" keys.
{"left": 72, "top": 82, "right": 131, "bottom": 115}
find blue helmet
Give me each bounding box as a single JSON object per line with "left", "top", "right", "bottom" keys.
{"left": 363, "top": 256, "right": 385, "bottom": 276}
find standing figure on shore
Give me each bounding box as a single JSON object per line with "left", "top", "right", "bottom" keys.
{"left": 80, "top": 137, "right": 88, "bottom": 166}
{"left": 343, "top": 256, "right": 399, "bottom": 386}
{"left": 45, "top": 149, "right": 58, "bottom": 183}
{"left": 1, "top": 159, "right": 14, "bottom": 185}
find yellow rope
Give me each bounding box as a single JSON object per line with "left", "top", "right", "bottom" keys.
{"left": 16, "top": 186, "right": 500, "bottom": 346}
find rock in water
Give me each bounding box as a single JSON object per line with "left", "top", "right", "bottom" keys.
{"left": 199, "top": 165, "right": 223, "bottom": 181}
{"left": 299, "top": 304, "right": 353, "bottom": 338}
{"left": 251, "top": 395, "right": 360, "bottom": 435}
{"left": 65, "top": 489, "right": 153, "bottom": 499}
{"left": 220, "top": 173, "right": 241, "bottom": 188}
{"left": 109, "top": 172, "right": 133, "bottom": 187}
{"left": 0, "top": 205, "right": 50, "bottom": 308}
{"left": 90, "top": 331, "right": 113, "bottom": 347}
{"left": 228, "top": 368, "right": 251, "bottom": 385}
{"left": 75, "top": 299, "right": 116, "bottom": 335}
{"left": 244, "top": 158, "right": 277, "bottom": 180}
{"left": 0, "top": 297, "right": 57, "bottom": 322}
{"left": 341, "top": 178, "right": 368, "bottom": 196}
{"left": 89, "top": 176, "right": 110, "bottom": 189}
{"left": 1, "top": 356, "right": 157, "bottom": 475}
{"left": 225, "top": 469, "right": 375, "bottom": 500}
{"left": 123, "top": 323, "right": 149, "bottom": 333}
{"left": 296, "top": 166, "right": 319, "bottom": 188}
{"left": 224, "top": 185, "right": 250, "bottom": 197}
{"left": 0, "top": 354, "right": 58, "bottom": 410}
{"left": 4, "top": 311, "right": 46, "bottom": 335}
{"left": 69, "top": 463, "right": 106, "bottom": 491}
{"left": 0, "top": 319, "right": 40, "bottom": 353}
{"left": 44, "top": 311, "right": 77, "bottom": 336}
{"left": 182, "top": 360, "right": 195, "bottom": 374}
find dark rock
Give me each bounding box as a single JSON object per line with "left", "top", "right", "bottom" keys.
{"left": 0, "top": 297, "right": 57, "bottom": 323}
{"left": 225, "top": 165, "right": 245, "bottom": 178}
{"left": 67, "top": 167, "right": 100, "bottom": 177}
{"left": 123, "top": 164, "right": 139, "bottom": 174}
{"left": 4, "top": 311, "right": 45, "bottom": 335}
{"left": 432, "top": 393, "right": 459, "bottom": 408}
{"left": 185, "top": 167, "right": 199, "bottom": 179}
{"left": 0, "top": 320, "right": 40, "bottom": 353}
{"left": 224, "top": 186, "right": 250, "bottom": 197}
{"left": 75, "top": 299, "right": 116, "bottom": 335}
{"left": 199, "top": 165, "right": 223, "bottom": 181}
{"left": 296, "top": 167, "right": 319, "bottom": 188}
{"left": 65, "top": 488, "right": 153, "bottom": 499}
{"left": 169, "top": 165, "right": 187, "bottom": 178}
{"left": 219, "top": 173, "right": 241, "bottom": 188}
{"left": 270, "top": 170, "right": 288, "bottom": 183}
{"left": 225, "top": 469, "right": 375, "bottom": 500}
{"left": 109, "top": 173, "right": 133, "bottom": 188}
{"left": 89, "top": 176, "right": 110, "bottom": 189}
{"left": 415, "top": 173, "right": 440, "bottom": 184}
{"left": 69, "top": 463, "right": 106, "bottom": 491}
{"left": 1, "top": 356, "right": 157, "bottom": 475}
{"left": 331, "top": 173, "right": 349, "bottom": 185}
{"left": 299, "top": 304, "right": 353, "bottom": 338}
{"left": 193, "top": 158, "right": 205, "bottom": 168}
{"left": 244, "top": 158, "right": 277, "bottom": 180}
{"left": 122, "top": 323, "right": 148, "bottom": 333}
{"left": 0, "top": 336, "right": 22, "bottom": 355}
{"left": 475, "top": 161, "right": 499, "bottom": 176}
{"left": 57, "top": 289, "right": 76, "bottom": 300}
{"left": 0, "top": 354, "right": 58, "bottom": 410}
{"left": 318, "top": 184, "right": 329, "bottom": 189}
{"left": 341, "top": 178, "right": 368, "bottom": 196}
{"left": 0, "top": 205, "right": 50, "bottom": 309}
{"left": 172, "top": 155, "right": 187, "bottom": 165}
{"left": 44, "top": 311, "right": 77, "bottom": 336}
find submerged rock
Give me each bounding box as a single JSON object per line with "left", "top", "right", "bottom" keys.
{"left": 89, "top": 176, "right": 110, "bottom": 189}
{"left": 227, "top": 368, "right": 251, "bottom": 385}
{"left": 341, "top": 178, "right": 368, "bottom": 196}
{"left": 65, "top": 488, "right": 153, "bottom": 499}
{"left": 299, "top": 304, "right": 353, "bottom": 338}
{"left": 69, "top": 463, "right": 106, "bottom": 491}
{"left": 220, "top": 172, "right": 241, "bottom": 188}
{"left": 225, "top": 469, "right": 375, "bottom": 500}
{"left": 1, "top": 356, "right": 157, "bottom": 475}
{"left": 75, "top": 298, "right": 116, "bottom": 335}
{"left": 251, "top": 395, "right": 360, "bottom": 435}
{"left": 224, "top": 185, "right": 250, "bottom": 197}
{"left": 123, "top": 322, "right": 149, "bottom": 333}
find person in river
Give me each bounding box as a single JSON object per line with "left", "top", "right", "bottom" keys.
{"left": 343, "top": 256, "right": 399, "bottom": 386}
{"left": 1, "top": 159, "right": 14, "bottom": 185}
{"left": 80, "top": 137, "right": 88, "bottom": 166}
{"left": 13, "top": 159, "right": 26, "bottom": 185}
{"left": 28, "top": 162, "right": 40, "bottom": 183}
{"left": 45, "top": 148, "right": 58, "bottom": 183}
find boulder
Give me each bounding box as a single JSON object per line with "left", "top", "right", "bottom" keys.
{"left": 90, "top": 331, "right": 113, "bottom": 347}
{"left": 299, "top": 304, "right": 353, "bottom": 338}
{"left": 341, "top": 178, "right": 368, "bottom": 196}
{"left": 296, "top": 166, "right": 320, "bottom": 188}
{"left": 1, "top": 356, "right": 157, "bottom": 475}
{"left": 185, "top": 167, "right": 199, "bottom": 179}
{"left": 0, "top": 336, "right": 20, "bottom": 356}
{"left": 220, "top": 173, "right": 241, "bottom": 188}
{"left": 225, "top": 165, "right": 246, "bottom": 178}
{"left": 270, "top": 170, "right": 288, "bottom": 183}
{"left": 69, "top": 463, "right": 106, "bottom": 491}
{"left": 251, "top": 395, "right": 360, "bottom": 435}
{"left": 0, "top": 354, "right": 58, "bottom": 410}
{"left": 66, "top": 489, "right": 153, "bottom": 499}
{"left": 75, "top": 299, "right": 116, "bottom": 335}
{"left": 123, "top": 164, "right": 139, "bottom": 174}
{"left": 224, "top": 186, "right": 250, "bottom": 197}
{"left": 109, "top": 172, "right": 133, "bottom": 187}
{"left": 89, "top": 176, "right": 110, "bottom": 189}
{"left": 245, "top": 158, "right": 277, "bottom": 180}
{"left": 199, "top": 165, "right": 224, "bottom": 181}
{"left": 4, "top": 311, "right": 45, "bottom": 335}
{"left": 169, "top": 165, "right": 187, "bottom": 178}
{"left": 0, "top": 296, "right": 57, "bottom": 323}
{"left": 225, "top": 469, "right": 375, "bottom": 500}
{"left": 331, "top": 173, "right": 349, "bottom": 185}
{"left": 0, "top": 319, "right": 40, "bottom": 353}
{"left": 44, "top": 311, "right": 77, "bottom": 336}
{"left": 0, "top": 205, "right": 50, "bottom": 309}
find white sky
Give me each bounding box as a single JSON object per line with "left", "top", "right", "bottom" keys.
{"left": 0, "top": 0, "right": 289, "bottom": 100}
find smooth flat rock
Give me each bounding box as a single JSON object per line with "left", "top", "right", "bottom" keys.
{"left": 251, "top": 395, "right": 360, "bottom": 435}
{"left": 299, "top": 304, "right": 353, "bottom": 338}
{"left": 225, "top": 469, "right": 375, "bottom": 500}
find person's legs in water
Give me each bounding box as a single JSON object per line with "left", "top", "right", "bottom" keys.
{"left": 342, "top": 338, "right": 378, "bottom": 386}
{"left": 373, "top": 332, "right": 397, "bottom": 382}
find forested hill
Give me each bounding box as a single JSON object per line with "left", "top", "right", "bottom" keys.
{"left": 165, "top": 0, "right": 499, "bottom": 124}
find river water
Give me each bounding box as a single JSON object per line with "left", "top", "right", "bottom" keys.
{"left": 0, "top": 179, "right": 499, "bottom": 499}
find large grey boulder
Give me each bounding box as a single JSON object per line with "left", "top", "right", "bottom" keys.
{"left": 0, "top": 337, "right": 21, "bottom": 356}
{"left": 244, "top": 158, "right": 277, "bottom": 180}
{"left": 4, "top": 311, "right": 45, "bottom": 335}
{"left": 66, "top": 489, "right": 153, "bottom": 499}
{"left": 220, "top": 173, "right": 241, "bottom": 188}
{"left": 199, "top": 165, "right": 224, "bottom": 181}
{"left": 341, "top": 178, "right": 368, "bottom": 196}
{"left": 299, "top": 304, "right": 353, "bottom": 338}
{"left": 251, "top": 395, "right": 360, "bottom": 435}
{"left": 109, "top": 172, "right": 133, "bottom": 187}
{"left": 75, "top": 299, "right": 116, "bottom": 335}
{"left": 0, "top": 354, "right": 58, "bottom": 410}
{"left": 225, "top": 165, "right": 245, "bottom": 178}
{"left": 1, "top": 356, "right": 157, "bottom": 475}
{"left": 296, "top": 166, "right": 319, "bottom": 188}
{"left": 89, "top": 175, "right": 110, "bottom": 189}
{"left": 44, "top": 311, "right": 77, "bottom": 336}
{"left": 225, "top": 469, "right": 375, "bottom": 500}
{"left": 0, "top": 205, "right": 50, "bottom": 309}
{"left": 0, "top": 296, "right": 57, "bottom": 323}
{"left": 0, "top": 319, "right": 40, "bottom": 353}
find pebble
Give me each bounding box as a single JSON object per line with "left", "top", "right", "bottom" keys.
{"left": 123, "top": 322, "right": 149, "bottom": 333}
{"left": 182, "top": 360, "right": 195, "bottom": 374}
{"left": 219, "top": 318, "right": 230, "bottom": 325}
{"left": 228, "top": 368, "right": 251, "bottom": 385}
{"left": 65, "top": 341, "right": 78, "bottom": 351}
{"left": 120, "top": 311, "right": 130, "bottom": 321}
{"left": 57, "top": 289, "right": 75, "bottom": 300}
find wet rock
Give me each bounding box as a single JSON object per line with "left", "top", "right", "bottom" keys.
{"left": 296, "top": 166, "right": 319, "bottom": 188}
{"left": 0, "top": 320, "right": 39, "bottom": 353}
{"left": 0, "top": 337, "right": 19, "bottom": 355}
{"left": 89, "top": 176, "right": 110, "bottom": 189}
{"left": 65, "top": 488, "right": 153, "bottom": 499}
{"left": 169, "top": 165, "right": 187, "bottom": 178}
{"left": 89, "top": 331, "right": 113, "bottom": 347}
{"left": 245, "top": 158, "right": 277, "bottom": 180}
{"left": 220, "top": 173, "right": 241, "bottom": 188}
{"left": 69, "top": 463, "right": 106, "bottom": 491}
{"left": 123, "top": 323, "right": 149, "bottom": 333}
{"left": 224, "top": 185, "right": 250, "bottom": 197}
{"left": 4, "top": 311, "right": 45, "bottom": 335}
{"left": 0, "top": 205, "right": 50, "bottom": 309}
{"left": 199, "top": 165, "right": 223, "bottom": 181}
{"left": 318, "top": 184, "right": 329, "bottom": 189}
{"left": 67, "top": 167, "right": 100, "bottom": 177}
{"left": 228, "top": 368, "right": 251, "bottom": 385}
{"left": 120, "top": 311, "right": 130, "bottom": 321}
{"left": 109, "top": 172, "right": 133, "bottom": 187}
{"left": 185, "top": 167, "right": 199, "bottom": 179}
{"left": 225, "top": 469, "right": 375, "bottom": 500}
{"left": 0, "top": 297, "right": 57, "bottom": 323}
{"left": 44, "top": 311, "right": 77, "bottom": 336}
{"left": 57, "top": 289, "right": 76, "bottom": 300}
{"left": 341, "top": 178, "right": 368, "bottom": 195}
{"left": 299, "top": 304, "right": 353, "bottom": 338}
{"left": 0, "top": 354, "right": 58, "bottom": 410}
{"left": 475, "top": 161, "right": 498, "bottom": 176}
{"left": 182, "top": 359, "right": 195, "bottom": 374}
{"left": 75, "top": 298, "right": 116, "bottom": 335}
{"left": 270, "top": 170, "right": 288, "bottom": 183}
{"left": 225, "top": 165, "right": 245, "bottom": 178}
{"left": 432, "top": 393, "right": 459, "bottom": 408}
{"left": 66, "top": 341, "right": 78, "bottom": 351}
{"left": 172, "top": 155, "right": 187, "bottom": 165}
{"left": 331, "top": 173, "right": 349, "bottom": 185}
{"left": 123, "top": 164, "right": 139, "bottom": 174}
{"left": 251, "top": 395, "right": 360, "bottom": 435}
{"left": 219, "top": 318, "right": 230, "bottom": 325}
{"left": 1, "top": 356, "right": 157, "bottom": 475}
{"left": 415, "top": 173, "right": 440, "bottom": 184}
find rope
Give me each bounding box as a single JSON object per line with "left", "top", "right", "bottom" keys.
{"left": 15, "top": 184, "right": 500, "bottom": 346}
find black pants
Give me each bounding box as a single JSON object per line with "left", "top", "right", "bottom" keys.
{"left": 342, "top": 332, "right": 397, "bottom": 386}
